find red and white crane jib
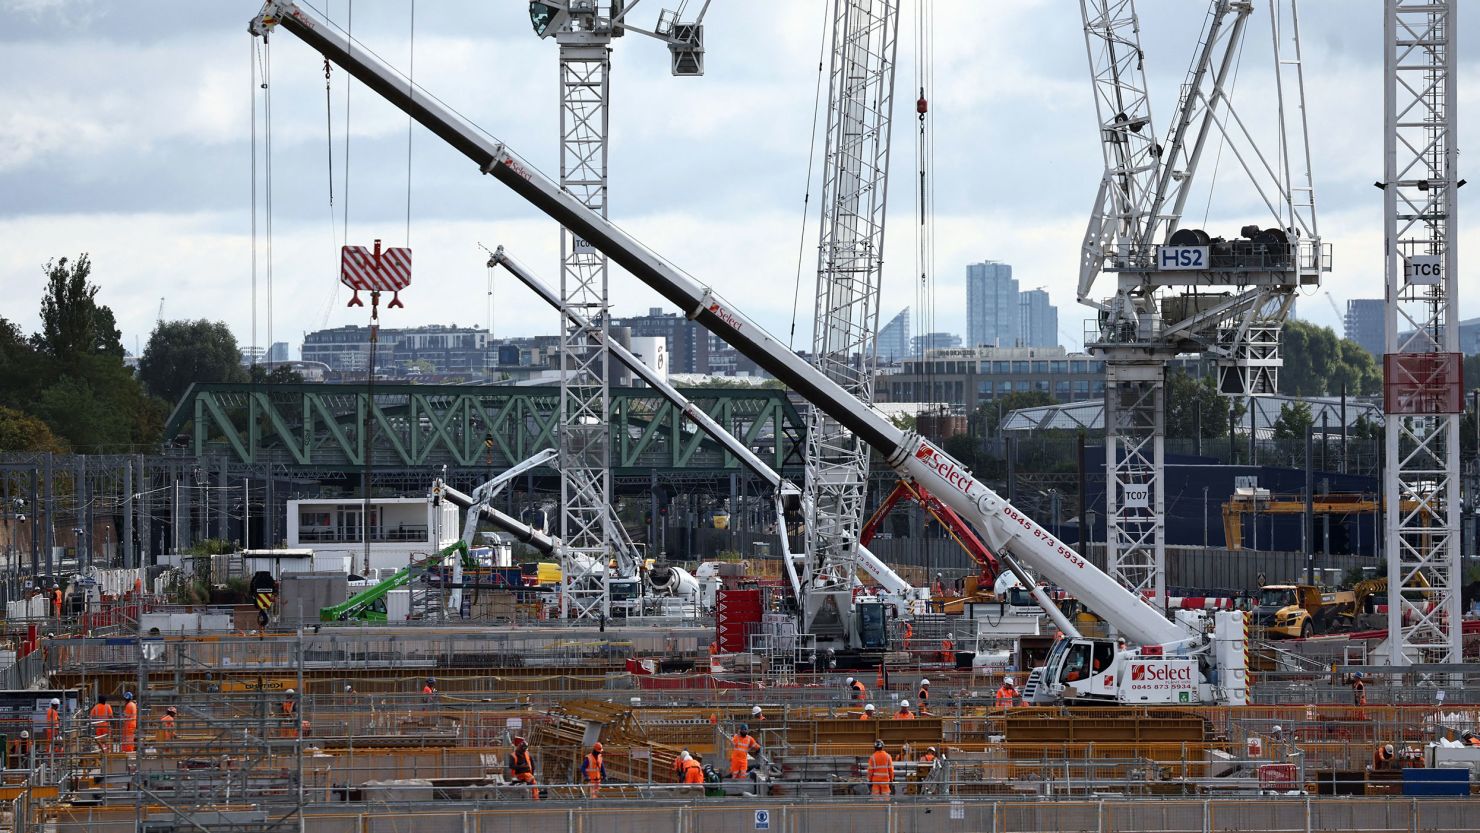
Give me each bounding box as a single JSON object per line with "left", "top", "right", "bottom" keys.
{"left": 250, "top": 0, "right": 1188, "bottom": 650}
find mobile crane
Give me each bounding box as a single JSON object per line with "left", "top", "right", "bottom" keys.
{"left": 248, "top": 1, "right": 1247, "bottom": 705}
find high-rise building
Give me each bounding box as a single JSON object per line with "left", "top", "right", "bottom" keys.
{"left": 876, "top": 307, "right": 910, "bottom": 363}
{"left": 1344, "top": 299, "right": 1385, "bottom": 358}
{"left": 1018, "top": 289, "right": 1059, "bottom": 348}
{"left": 266, "top": 342, "right": 291, "bottom": 363}
{"left": 911, "top": 332, "right": 962, "bottom": 353}
{"left": 965, "top": 261, "right": 1019, "bottom": 348}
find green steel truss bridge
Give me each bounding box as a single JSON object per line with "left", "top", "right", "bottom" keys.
{"left": 165, "top": 383, "right": 805, "bottom": 478}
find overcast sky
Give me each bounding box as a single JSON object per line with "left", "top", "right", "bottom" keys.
{"left": 2, "top": 0, "right": 1477, "bottom": 359}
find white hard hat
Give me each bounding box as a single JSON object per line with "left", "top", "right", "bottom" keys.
{"left": 1004, "top": 676, "right": 1015, "bottom": 686}
{"left": 680, "top": 750, "right": 692, "bottom": 761}
{"left": 50, "top": 698, "right": 60, "bottom": 707}
{"left": 285, "top": 688, "right": 296, "bottom": 696}
{"left": 919, "top": 679, "right": 930, "bottom": 687}
{"left": 1384, "top": 743, "right": 1394, "bottom": 754}
{"left": 900, "top": 700, "right": 910, "bottom": 708}
{"left": 751, "top": 706, "right": 762, "bottom": 715}
{"left": 1272, "top": 724, "right": 1283, "bottom": 734}
{"left": 864, "top": 703, "right": 875, "bottom": 711}
{"left": 19, "top": 731, "right": 27, "bottom": 739}
{"left": 845, "top": 677, "right": 855, "bottom": 686}
{"left": 946, "top": 633, "right": 954, "bottom": 640}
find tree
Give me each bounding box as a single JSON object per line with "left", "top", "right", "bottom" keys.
{"left": 249, "top": 364, "right": 305, "bottom": 384}
{"left": 0, "top": 406, "right": 69, "bottom": 453}
{"left": 979, "top": 391, "right": 1056, "bottom": 436}
{"left": 139, "top": 320, "right": 248, "bottom": 404}
{"left": 0, "top": 318, "right": 42, "bottom": 413}
{"left": 1165, "top": 370, "right": 1246, "bottom": 438}
{"left": 1279, "top": 320, "right": 1381, "bottom": 396}
{"left": 1270, "top": 401, "right": 1314, "bottom": 439}
{"left": 35, "top": 254, "right": 123, "bottom": 363}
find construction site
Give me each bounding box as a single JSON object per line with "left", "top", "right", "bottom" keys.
{"left": 0, "top": 1, "right": 1476, "bottom": 832}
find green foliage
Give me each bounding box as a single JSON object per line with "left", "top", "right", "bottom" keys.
{"left": 1279, "top": 320, "right": 1382, "bottom": 396}
{"left": 1271, "top": 401, "right": 1315, "bottom": 439}
{"left": 0, "top": 406, "right": 69, "bottom": 453}
{"left": 941, "top": 432, "right": 983, "bottom": 471}
{"left": 889, "top": 412, "right": 917, "bottom": 431}
{"left": 1165, "top": 370, "right": 1246, "bottom": 439}
{"left": 249, "top": 364, "right": 305, "bottom": 384}
{"left": 979, "top": 391, "right": 1056, "bottom": 436}
{"left": 35, "top": 254, "right": 123, "bottom": 363}
{"left": 0, "top": 256, "right": 169, "bottom": 452}
{"left": 138, "top": 319, "right": 248, "bottom": 403}
{"left": 186, "top": 538, "right": 237, "bottom": 556}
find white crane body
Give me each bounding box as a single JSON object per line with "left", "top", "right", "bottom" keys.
{"left": 251, "top": 0, "right": 1245, "bottom": 703}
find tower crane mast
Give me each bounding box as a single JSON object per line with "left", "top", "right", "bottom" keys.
{"left": 527, "top": 1, "right": 708, "bottom": 619}
{"left": 1077, "top": 0, "right": 1327, "bottom": 604}
{"left": 1382, "top": 0, "right": 1462, "bottom": 664}
{"left": 801, "top": 0, "right": 901, "bottom": 647}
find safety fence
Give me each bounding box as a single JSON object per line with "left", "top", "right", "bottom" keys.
{"left": 25, "top": 795, "right": 1480, "bottom": 833}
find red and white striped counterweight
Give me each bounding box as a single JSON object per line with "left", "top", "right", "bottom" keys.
{"left": 340, "top": 239, "right": 411, "bottom": 308}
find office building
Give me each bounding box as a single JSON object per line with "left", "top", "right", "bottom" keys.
{"left": 876, "top": 307, "right": 911, "bottom": 364}
{"left": 965, "top": 261, "right": 1019, "bottom": 348}
{"left": 911, "top": 332, "right": 962, "bottom": 354}
{"left": 1018, "top": 289, "right": 1059, "bottom": 348}
{"left": 611, "top": 308, "right": 710, "bottom": 374}
{"left": 1344, "top": 299, "right": 1385, "bottom": 358}
{"left": 302, "top": 324, "right": 493, "bottom": 376}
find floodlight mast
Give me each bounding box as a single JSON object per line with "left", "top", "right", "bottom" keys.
{"left": 249, "top": 0, "right": 1183, "bottom": 648}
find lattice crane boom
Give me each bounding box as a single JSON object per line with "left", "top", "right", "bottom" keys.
{"left": 801, "top": 0, "right": 901, "bottom": 645}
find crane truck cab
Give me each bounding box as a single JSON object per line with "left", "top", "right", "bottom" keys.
{"left": 1023, "top": 610, "right": 1248, "bottom": 705}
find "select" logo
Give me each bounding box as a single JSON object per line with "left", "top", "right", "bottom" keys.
{"left": 915, "top": 441, "right": 975, "bottom": 496}
{"left": 1130, "top": 663, "right": 1193, "bottom": 682}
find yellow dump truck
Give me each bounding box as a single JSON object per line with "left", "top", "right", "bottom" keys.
{"left": 1252, "top": 584, "right": 1359, "bottom": 638}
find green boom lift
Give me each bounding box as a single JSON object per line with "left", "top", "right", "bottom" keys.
{"left": 319, "top": 540, "right": 474, "bottom": 622}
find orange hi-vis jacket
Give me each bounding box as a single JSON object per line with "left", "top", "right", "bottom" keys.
{"left": 894, "top": 708, "right": 915, "bottom": 720}
{"left": 679, "top": 758, "right": 705, "bottom": 783}
{"left": 867, "top": 750, "right": 894, "bottom": 784}
{"left": 730, "top": 733, "right": 760, "bottom": 774}
{"left": 90, "top": 703, "right": 114, "bottom": 739}
{"left": 45, "top": 706, "right": 60, "bottom": 743}
{"left": 994, "top": 685, "right": 1018, "bottom": 708}
{"left": 849, "top": 680, "right": 867, "bottom": 702}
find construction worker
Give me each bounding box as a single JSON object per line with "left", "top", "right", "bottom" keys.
{"left": 894, "top": 700, "right": 915, "bottom": 720}
{"left": 867, "top": 740, "right": 893, "bottom": 798}
{"left": 750, "top": 705, "right": 766, "bottom": 722}
{"left": 729, "top": 723, "right": 760, "bottom": 778}
{"left": 422, "top": 677, "right": 438, "bottom": 700}
{"left": 121, "top": 691, "right": 138, "bottom": 753}
{"left": 51, "top": 583, "right": 62, "bottom": 619}
{"left": 708, "top": 640, "right": 719, "bottom": 657}
{"left": 1463, "top": 730, "right": 1480, "bottom": 748}
{"left": 932, "top": 573, "right": 945, "bottom": 596}
{"left": 940, "top": 633, "right": 956, "bottom": 665}
{"left": 902, "top": 621, "right": 914, "bottom": 654}
{"left": 44, "top": 698, "right": 61, "bottom": 755}
{"left": 1372, "top": 743, "right": 1395, "bottom": 771}
{"left": 1346, "top": 672, "right": 1368, "bottom": 720}
{"left": 8, "top": 731, "right": 31, "bottom": 770}
{"left": 846, "top": 676, "right": 866, "bottom": 703}
{"left": 507, "top": 736, "right": 539, "bottom": 799}
{"left": 160, "top": 706, "right": 178, "bottom": 742}
{"left": 280, "top": 689, "right": 299, "bottom": 738}
{"left": 995, "top": 677, "right": 1020, "bottom": 709}
{"left": 676, "top": 750, "right": 704, "bottom": 787}
{"left": 89, "top": 694, "right": 114, "bottom": 752}
{"left": 916, "top": 679, "right": 930, "bottom": 714}
{"left": 920, "top": 746, "right": 938, "bottom": 766}
{"left": 580, "top": 742, "right": 606, "bottom": 798}
{"left": 859, "top": 703, "right": 876, "bottom": 720}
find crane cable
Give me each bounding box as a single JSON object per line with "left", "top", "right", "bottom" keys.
{"left": 405, "top": 0, "right": 416, "bottom": 247}
{"left": 914, "top": 0, "right": 936, "bottom": 402}
{"left": 787, "top": 1, "right": 832, "bottom": 352}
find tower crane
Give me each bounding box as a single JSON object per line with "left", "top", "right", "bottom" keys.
{"left": 1077, "top": 0, "right": 1327, "bottom": 605}
{"left": 801, "top": 0, "right": 902, "bottom": 648}
{"left": 1381, "top": 0, "right": 1462, "bottom": 664}
{"left": 527, "top": 2, "right": 709, "bottom": 620}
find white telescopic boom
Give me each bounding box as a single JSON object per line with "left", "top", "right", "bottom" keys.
{"left": 251, "top": 1, "right": 1184, "bottom": 648}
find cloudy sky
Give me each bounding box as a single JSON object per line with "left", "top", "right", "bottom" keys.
{"left": 2, "top": 0, "right": 1477, "bottom": 360}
